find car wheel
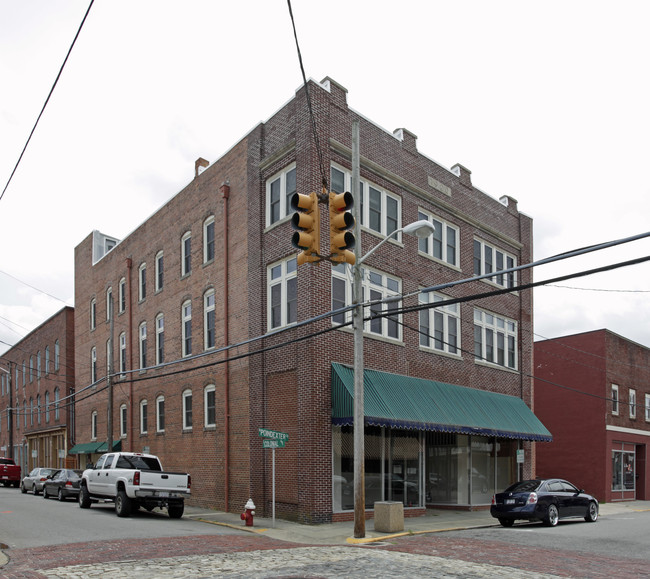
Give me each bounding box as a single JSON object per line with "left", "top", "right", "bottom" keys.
{"left": 585, "top": 501, "right": 598, "bottom": 522}
{"left": 544, "top": 503, "right": 559, "bottom": 527}
{"left": 43, "top": 487, "right": 49, "bottom": 499}
{"left": 168, "top": 502, "right": 184, "bottom": 519}
{"left": 33, "top": 485, "right": 39, "bottom": 496}
{"left": 58, "top": 488, "right": 65, "bottom": 502}
{"left": 20, "top": 483, "right": 27, "bottom": 494}
{"left": 115, "top": 490, "right": 132, "bottom": 517}
{"left": 79, "top": 484, "right": 91, "bottom": 509}
{"left": 498, "top": 518, "right": 515, "bottom": 527}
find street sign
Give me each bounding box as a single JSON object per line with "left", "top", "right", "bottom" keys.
{"left": 258, "top": 428, "right": 289, "bottom": 441}
{"left": 262, "top": 439, "right": 286, "bottom": 449}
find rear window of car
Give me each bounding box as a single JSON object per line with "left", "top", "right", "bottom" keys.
{"left": 505, "top": 480, "right": 542, "bottom": 493}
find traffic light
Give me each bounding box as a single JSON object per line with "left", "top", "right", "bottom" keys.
{"left": 329, "top": 191, "right": 356, "bottom": 265}
{"left": 290, "top": 191, "right": 321, "bottom": 265}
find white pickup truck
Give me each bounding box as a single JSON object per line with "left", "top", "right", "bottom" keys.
{"left": 79, "top": 452, "right": 191, "bottom": 518}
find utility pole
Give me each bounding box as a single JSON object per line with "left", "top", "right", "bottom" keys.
{"left": 8, "top": 361, "right": 13, "bottom": 459}
{"left": 107, "top": 294, "right": 114, "bottom": 454}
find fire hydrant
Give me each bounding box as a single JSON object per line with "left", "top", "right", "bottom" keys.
{"left": 240, "top": 498, "right": 256, "bottom": 527}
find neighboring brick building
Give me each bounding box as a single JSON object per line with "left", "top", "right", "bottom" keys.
{"left": 535, "top": 329, "right": 650, "bottom": 503}
{"left": 0, "top": 307, "right": 76, "bottom": 478}
{"left": 73, "top": 77, "right": 548, "bottom": 523}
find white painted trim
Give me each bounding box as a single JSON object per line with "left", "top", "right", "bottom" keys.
{"left": 606, "top": 425, "right": 650, "bottom": 437}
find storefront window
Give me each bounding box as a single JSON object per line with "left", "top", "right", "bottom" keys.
{"left": 612, "top": 449, "right": 635, "bottom": 491}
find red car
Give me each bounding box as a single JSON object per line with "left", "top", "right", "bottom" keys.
{"left": 0, "top": 457, "right": 21, "bottom": 488}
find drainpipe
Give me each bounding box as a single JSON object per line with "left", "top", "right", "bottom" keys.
{"left": 126, "top": 258, "right": 134, "bottom": 452}
{"left": 220, "top": 181, "right": 231, "bottom": 511}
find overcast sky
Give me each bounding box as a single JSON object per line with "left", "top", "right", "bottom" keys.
{"left": 1, "top": 0, "right": 649, "bottom": 357}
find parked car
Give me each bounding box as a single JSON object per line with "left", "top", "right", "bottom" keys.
{"left": 42, "top": 469, "right": 84, "bottom": 501}
{"left": 490, "top": 478, "right": 599, "bottom": 527}
{"left": 0, "top": 457, "right": 21, "bottom": 488}
{"left": 20, "top": 467, "right": 60, "bottom": 495}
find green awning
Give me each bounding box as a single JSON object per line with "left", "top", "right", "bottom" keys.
{"left": 69, "top": 440, "right": 122, "bottom": 455}
{"left": 331, "top": 363, "right": 552, "bottom": 442}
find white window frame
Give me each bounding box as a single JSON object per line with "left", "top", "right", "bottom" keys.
{"left": 106, "top": 338, "right": 112, "bottom": 374}
{"left": 204, "top": 384, "right": 216, "bottom": 428}
{"left": 473, "top": 238, "right": 517, "bottom": 289}
{"left": 418, "top": 292, "right": 461, "bottom": 356}
{"left": 182, "top": 300, "right": 192, "bottom": 357}
{"left": 54, "top": 387, "right": 60, "bottom": 421}
{"left": 267, "top": 257, "right": 298, "bottom": 330}
{"left": 54, "top": 340, "right": 59, "bottom": 371}
{"left": 645, "top": 394, "right": 650, "bottom": 422}
{"left": 139, "top": 322, "right": 147, "bottom": 369}
{"left": 45, "top": 346, "right": 50, "bottom": 375}
{"left": 203, "top": 216, "right": 215, "bottom": 263}
{"left": 91, "top": 410, "right": 98, "bottom": 440}
{"left": 331, "top": 163, "right": 401, "bottom": 239}
{"left": 118, "top": 277, "right": 126, "bottom": 313}
{"left": 266, "top": 163, "right": 297, "bottom": 227}
{"left": 417, "top": 209, "right": 459, "bottom": 268}
{"left": 182, "top": 389, "right": 193, "bottom": 431}
{"left": 155, "top": 250, "right": 164, "bottom": 292}
{"left": 612, "top": 384, "right": 619, "bottom": 415}
{"left": 138, "top": 263, "right": 147, "bottom": 301}
{"left": 156, "top": 395, "right": 165, "bottom": 433}
{"left": 473, "top": 308, "right": 518, "bottom": 370}
{"left": 140, "top": 399, "right": 148, "bottom": 434}
{"left": 106, "top": 287, "right": 113, "bottom": 321}
{"left": 91, "top": 347, "right": 97, "bottom": 384}
{"left": 120, "top": 403, "right": 127, "bottom": 438}
{"left": 181, "top": 231, "right": 192, "bottom": 277}
{"left": 204, "top": 289, "right": 216, "bottom": 350}
{"left": 630, "top": 388, "right": 637, "bottom": 419}
{"left": 119, "top": 332, "right": 127, "bottom": 378}
{"left": 331, "top": 263, "right": 402, "bottom": 341}
{"left": 45, "top": 391, "right": 50, "bottom": 423}
{"left": 155, "top": 313, "right": 164, "bottom": 365}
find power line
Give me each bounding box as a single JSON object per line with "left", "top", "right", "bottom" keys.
{"left": 0, "top": 0, "right": 95, "bottom": 203}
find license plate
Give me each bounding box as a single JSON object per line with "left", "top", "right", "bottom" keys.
{"left": 505, "top": 499, "right": 515, "bottom": 504}
{"left": 1, "top": 476, "right": 7, "bottom": 479}
{"left": 158, "top": 492, "right": 169, "bottom": 497}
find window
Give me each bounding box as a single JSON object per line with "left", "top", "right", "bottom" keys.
{"left": 106, "top": 287, "right": 113, "bottom": 321}
{"left": 29, "top": 356, "right": 33, "bottom": 382}
{"left": 331, "top": 263, "right": 402, "bottom": 340}
{"left": 266, "top": 164, "right": 297, "bottom": 226}
{"left": 204, "top": 384, "right": 216, "bottom": 427}
{"left": 55, "top": 340, "right": 59, "bottom": 370}
{"left": 45, "top": 346, "right": 50, "bottom": 375}
{"left": 156, "top": 395, "right": 165, "bottom": 432}
{"left": 611, "top": 384, "right": 619, "bottom": 415}
{"left": 204, "top": 290, "right": 216, "bottom": 349}
{"left": 268, "top": 257, "right": 297, "bottom": 330}
{"left": 90, "top": 298, "right": 97, "bottom": 330}
{"left": 417, "top": 210, "right": 459, "bottom": 267}
{"left": 138, "top": 263, "right": 147, "bottom": 301}
{"left": 630, "top": 388, "right": 637, "bottom": 419}
{"left": 45, "top": 391, "right": 50, "bottom": 423}
{"left": 106, "top": 338, "right": 112, "bottom": 374}
{"left": 22, "top": 361, "right": 26, "bottom": 385}
{"left": 181, "top": 231, "right": 192, "bottom": 276}
{"left": 473, "top": 239, "right": 517, "bottom": 289}
{"left": 473, "top": 309, "right": 517, "bottom": 370}
{"left": 203, "top": 216, "right": 215, "bottom": 263}
{"left": 37, "top": 394, "right": 41, "bottom": 424}
{"left": 155, "top": 251, "right": 164, "bottom": 291}
{"left": 155, "top": 314, "right": 164, "bottom": 364}
{"left": 140, "top": 400, "right": 148, "bottom": 434}
{"left": 91, "top": 410, "right": 98, "bottom": 440}
{"left": 418, "top": 292, "right": 460, "bottom": 355}
{"left": 646, "top": 394, "right": 650, "bottom": 422}
{"left": 182, "top": 389, "right": 193, "bottom": 430}
{"left": 331, "top": 164, "right": 401, "bottom": 238}
{"left": 182, "top": 300, "right": 192, "bottom": 357}
{"left": 120, "top": 404, "right": 127, "bottom": 437}
{"left": 612, "top": 449, "right": 635, "bottom": 491}
{"left": 91, "top": 347, "right": 97, "bottom": 384}
{"left": 139, "top": 322, "right": 147, "bottom": 369}
{"left": 54, "top": 387, "right": 60, "bottom": 421}
{"left": 118, "top": 278, "right": 126, "bottom": 313}
{"left": 37, "top": 351, "right": 41, "bottom": 379}
{"left": 119, "top": 332, "right": 127, "bottom": 377}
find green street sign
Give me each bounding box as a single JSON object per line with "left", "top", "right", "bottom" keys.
{"left": 258, "top": 428, "right": 289, "bottom": 441}
{"left": 262, "top": 439, "right": 286, "bottom": 449}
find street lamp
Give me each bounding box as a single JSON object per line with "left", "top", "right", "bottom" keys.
{"left": 351, "top": 216, "right": 435, "bottom": 538}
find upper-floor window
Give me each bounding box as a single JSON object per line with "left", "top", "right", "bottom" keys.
{"left": 118, "top": 278, "right": 126, "bottom": 313}
{"left": 29, "top": 356, "right": 34, "bottom": 382}
{"left": 204, "top": 290, "right": 216, "bottom": 349}
{"left": 90, "top": 298, "right": 97, "bottom": 330}
{"left": 91, "top": 410, "right": 98, "bottom": 440}
{"left": 139, "top": 322, "right": 147, "bottom": 369}
{"left": 106, "top": 287, "right": 113, "bottom": 321}
{"left": 266, "top": 164, "right": 296, "bottom": 226}
{"left": 203, "top": 216, "right": 215, "bottom": 263}
{"left": 205, "top": 384, "right": 216, "bottom": 427}
{"left": 611, "top": 384, "right": 619, "bottom": 415}
{"left": 645, "top": 394, "right": 650, "bottom": 422}
{"left": 140, "top": 399, "right": 148, "bottom": 434}
{"left": 268, "top": 257, "right": 297, "bottom": 330}
{"left": 54, "top": 340, "right": 59, "bottom": 370}
{"left": 45, "top": 346, "right": 50, "bottom": 375}
{"left": 138, "top": 263, "right": 147, "bottom": 301}
{"left": 155, "top": 313, "right": 165, "bottom": 365}
{"left": 37, "top": 351, "right": 41, "bottom": 379}
{"left": 182, "top": 300, "right": 192, "bottom": 357}
{"left": 155, "top": 251, "right": 164, "bottom": 292}
{"left": 156, "top": 395, "right": 165, "bottom": 433}
{"left": 54, "top": 387, "right": 60, "bottom": 421}
{"left": 119, "top": 332, "right": 127, "bottom": 378}
{"left": 629, "top": 388, "right": 636, "bottom": 419}
{"left": 29, "top": 397, "right": 34, "bottom": 426}
{"left": 331, "top": 263, "right": 402, "bottom": 340}
{"left": 473, "top": 239, "right": 517, "bottom": 289}
{"left": 417, "top": 210, "right": 459, "bottom": 267}
{"left": 182, "top": 389, "right": 193, "bottom": 430}
{"left": 106, "top": 339, "right": 112, "bottom": 374}
{"left": 22, "top": 361, "right": 26, "bottom": 386}
{"left": 473, "top": 308, "right": 517, "bottom": 370}
{"left": 37, "top": 394, "right": 41, "bottom": 424}
{"left": 120, "top": 404, "right": 127, "bottom": 437}
{"left": 181, "top": 231, "right": 192, "bottom": 277}
{"left": 331, "top": 164, "right": 401, "bottom": 239}
{"left": 91, "top": 347, "right": 97, "bottom": 384}
{"left": 418, "top": 292, "right": 460, "bottom": 355}
{"left": 45, "top": 391, "right": 50, "bottom": 423}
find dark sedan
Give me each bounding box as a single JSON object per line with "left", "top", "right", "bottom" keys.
{"left": 20, "top": 467, "right": 60, "bottom": 495}
{"left": 491, "top": 478, "right": 599, "bottom": 527}
{"left": 42, "top": 469, "right": 84, "bottom": 501}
